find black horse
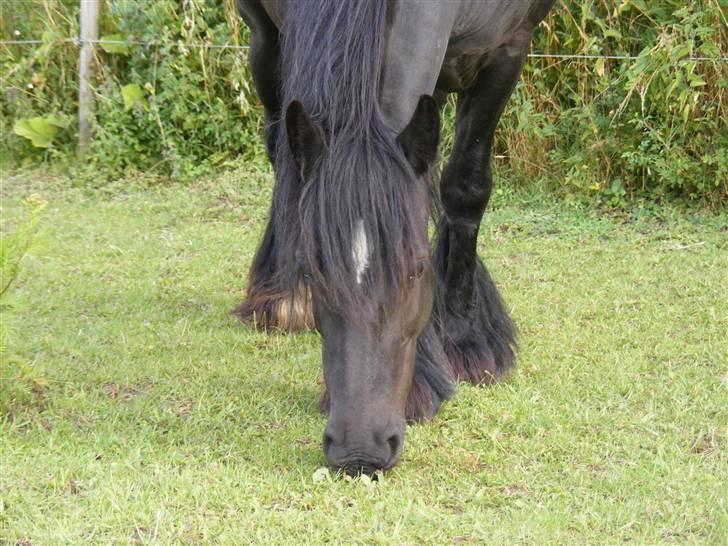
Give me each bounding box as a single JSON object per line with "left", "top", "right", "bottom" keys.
{"left": 234, "top": 0, "right": 554, "bottom": 475}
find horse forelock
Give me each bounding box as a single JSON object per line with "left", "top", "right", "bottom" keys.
{"left": 269, "top": 0, "right": 432, "bottom": 320}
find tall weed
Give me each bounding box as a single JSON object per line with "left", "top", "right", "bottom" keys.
{"left": 0, "top": 194, "right": 47, "bottom": 416}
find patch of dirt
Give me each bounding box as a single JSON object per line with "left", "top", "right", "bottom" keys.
{"left": 104, "top": 382, "right": 150, "bottom": 402}
{"left": 66, "top": 479, "right": 81, "bottom": 495}
{"left": 177, "top": 400, "right": 193, "bottom": 419}
{"left": 689, "top": 431, "right": 719, "bottom": 456}
{"left": 452, "top": 535, "right": 480, "bottom": 544}
{"left": 500, "top": 483, "right": 531, "bottom": 497}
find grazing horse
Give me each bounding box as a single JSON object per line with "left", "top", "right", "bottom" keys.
{"left": 234, "top": 0, "right": 554, "bottom": 475}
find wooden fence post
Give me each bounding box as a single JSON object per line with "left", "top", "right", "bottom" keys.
{"left": 78, "top": 0, "right": 99, "bottom": 154}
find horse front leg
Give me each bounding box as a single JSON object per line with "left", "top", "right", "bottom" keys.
{"left": 232, "top": 4, "right": 314, "bottom": 330}
{"left": 433, "top": 43, "right": 528, "bottom": 383}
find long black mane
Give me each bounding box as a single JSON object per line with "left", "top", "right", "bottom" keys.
{"left": 270, "top": 0, "right": 429, "bottom": 317}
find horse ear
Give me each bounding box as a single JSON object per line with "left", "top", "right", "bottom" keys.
{"left": 285, "top": 100, "right": 324, "bottom": 180}
{"left": 397, "top": 95, "right": 440, "bottom": 175}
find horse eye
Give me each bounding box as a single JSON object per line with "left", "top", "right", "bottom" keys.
{"left": 407, "top": 261, "right": 428, "bottom": 287}
{"left": 302, "top": 272, "right": 312, "bottom": 283}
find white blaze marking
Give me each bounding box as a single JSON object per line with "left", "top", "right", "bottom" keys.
{"left": 352, "top": 220, "right": 369, "bottom": 285}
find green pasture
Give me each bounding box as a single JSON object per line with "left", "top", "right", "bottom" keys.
{"left": 1, "top": 168, "right": 726, "bottom": 544}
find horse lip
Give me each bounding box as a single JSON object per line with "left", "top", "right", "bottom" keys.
{"left": 331, "top": 453, "right": 388, "bottom": 477}
{"left": 330, "top": 449, "right": 404, "bottom": 477}
{"left": 340, "top": 464, "right": 379, "bottom": 478}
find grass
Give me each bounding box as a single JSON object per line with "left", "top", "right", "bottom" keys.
{"left": 1, "top": 166, "right": 726, "bottom": 544}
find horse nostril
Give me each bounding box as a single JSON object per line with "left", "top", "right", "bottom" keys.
{"left": 386, "top": 433, "right": 400, "bottom": 456}
{"left": 322, "top": 432, "right": 334, "bottom": 453}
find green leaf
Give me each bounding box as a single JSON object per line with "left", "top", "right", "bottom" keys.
{"left": 99, "top": 33, "right": 130, "bottom": 55}
{"left": 45, "top": 113, "right": 70, "bottom": 129}
{"left": 688, "top": 74, "right": 706, "bottom": 88}
{"left": 121, "top": 83, "right": 147, "bottom": 111}
{"left": 41, "top": 30, "right": 59, "bottom": 44}
{"left": 672, "top": 45, "right": 691, "bottom": 60}
{"left": 13, "top": 117, "right": 58, "bottom": 148}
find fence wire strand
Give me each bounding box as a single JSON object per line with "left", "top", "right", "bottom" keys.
{"left": 1, "top": 37, "right": 727, "bottom": 63}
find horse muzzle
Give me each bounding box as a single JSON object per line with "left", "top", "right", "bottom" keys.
{"left": 323, "top": 419, "right": 405, "bottom": 476}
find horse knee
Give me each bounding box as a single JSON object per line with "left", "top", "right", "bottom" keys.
{"left": 440, "top": 166, "right": 492, "bottom": 224}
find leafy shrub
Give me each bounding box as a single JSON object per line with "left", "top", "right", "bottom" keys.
{"left": 497, "top": 0, "right": 727, "bottom": 205}
{"left": 1, "top": 0, "right": 262, "bottom": 178}
{"left": 1, "top": 0, "right": 726, "bottom": 204}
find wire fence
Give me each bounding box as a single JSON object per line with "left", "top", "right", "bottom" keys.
{"left": 0, "top": 38, "right": 251, "bottom": 49}
{"left": 2, "top": 37, "right": 727, "bottom": 62}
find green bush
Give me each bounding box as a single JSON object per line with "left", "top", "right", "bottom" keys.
{"left": 1, "top": 1, "right": 80, "bottom": 164}
{"left": 498, "top": 0, "right": 727, "bottom": 205}
{"left": 1, "top": 0, "right": 726, "bottom": 204}
{"left": 1, "top": 0, "right": 262, "bottom": 178}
